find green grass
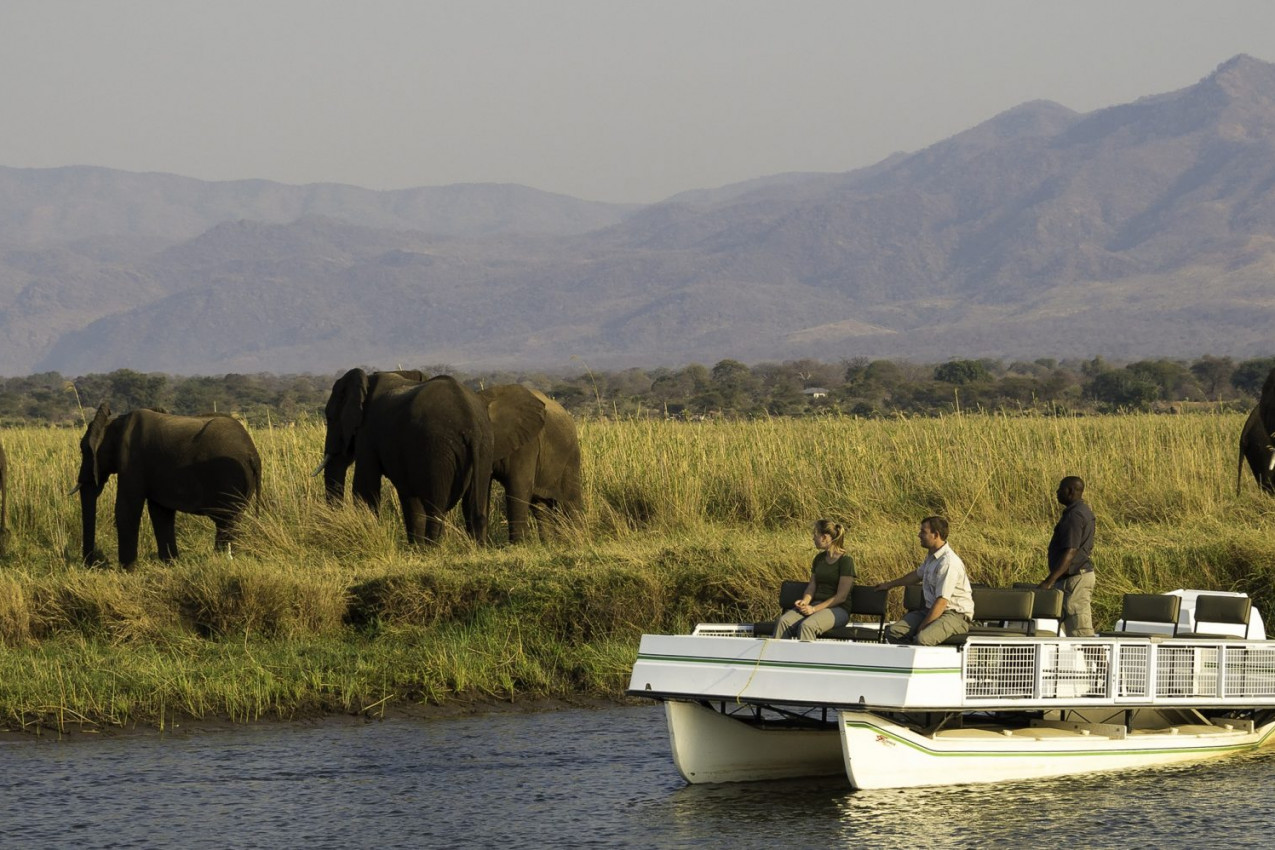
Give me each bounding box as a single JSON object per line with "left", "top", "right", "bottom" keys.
{"left": 1, "top": 410, "right": 1273, "bottom": 730}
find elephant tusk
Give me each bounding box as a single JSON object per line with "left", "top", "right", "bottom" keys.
{"left": 1267, "top": 453, "right": 1274, "bottom": 473}
{"left": 312, "top": 454, "right": 331, "bottom": 477}
{"left": 69, "top": 483, "right": 81, "bottom": 496}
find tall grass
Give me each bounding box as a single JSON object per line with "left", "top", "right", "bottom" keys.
{"left": 0, "top": 410, "right": 1272, "bottom": 729}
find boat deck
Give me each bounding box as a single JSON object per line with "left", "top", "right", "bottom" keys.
{"left": 630, "top": 632, "right": 1275, "bottom": 711}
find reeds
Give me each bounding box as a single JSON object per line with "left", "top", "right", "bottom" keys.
{"left": 0, "top": 410, "right": 1272, "bottom": 729}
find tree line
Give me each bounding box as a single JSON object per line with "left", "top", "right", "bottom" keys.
{"left": 0, "top": 355, "right": 1270, "bottom": 427}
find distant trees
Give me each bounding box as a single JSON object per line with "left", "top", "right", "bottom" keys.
{"left": 0, "top": 354, "right": 1269, "bottom": 426}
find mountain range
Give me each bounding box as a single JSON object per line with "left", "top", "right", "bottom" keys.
{"left": 2, "top": 54, "right": 1274, "bottom": 376}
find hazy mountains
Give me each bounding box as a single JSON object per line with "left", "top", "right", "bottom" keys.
{"left": 3, "top": 54, "right": 1275, "bottom": 376}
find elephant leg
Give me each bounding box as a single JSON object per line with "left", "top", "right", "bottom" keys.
{"left": 505, "top": 491, "right": 533, "bottom": 544}
{"left": 425, "top": 512, "right": 446, "bottom": 544}
{"left": 530, "top": 498, "right": 556, "bottom": 541}
{"left": 147, "top": 501, "right": 179, "bottom": 562}
{"left": 212, "top": 509, "right": 240, "bottom": 557}
{"left": 399, "top": 493, "right": 430, "bottom": 545}
{"left": 352, "top": 461, "right": 384, "bottom": 514}
{"left": 115, "top": 497, "right": 144, "bottom": 568}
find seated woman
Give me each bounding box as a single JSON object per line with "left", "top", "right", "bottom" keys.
{"left": 773, "top": 519, "right": 856, "bottom": 640}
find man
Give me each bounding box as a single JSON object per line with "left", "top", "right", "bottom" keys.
{"left": 1039, "top": 476, "right": 1096, "bottom": 636}
{"left": 876, "top": 516, "right": 974, "bottom": 646}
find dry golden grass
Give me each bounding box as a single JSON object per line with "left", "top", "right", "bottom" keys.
{"left": 0, "top": 410, "right": 1273, "bottom": 728}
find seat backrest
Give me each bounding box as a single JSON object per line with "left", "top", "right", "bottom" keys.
{"left": 1029, "top": 587, "right": 1064, "bottom": 620}
{"left": 849, "top": 585, "right": 888, "bottom": 618}
{"left": 1193, "top": 594, "right": 1251, "bottom": 637}
{"left": 971, "top": 588, "right": 1035, "bottom": 624}
{"left": 778, "top": 580, "right": 808, "bottom": 611}
{"left": 1120, "top": 593, "right": 1182, "bottom": 635}
{"left": 903, "top": 584, "right": 925, "bottom": 612}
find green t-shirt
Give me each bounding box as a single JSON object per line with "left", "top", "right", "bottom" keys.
{"left": 810, "top": 552, "right": 856, "bottom": 613}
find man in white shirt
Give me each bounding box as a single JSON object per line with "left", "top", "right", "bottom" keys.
{"left": 876, "top": 516, "right": 975, "bottom": 645}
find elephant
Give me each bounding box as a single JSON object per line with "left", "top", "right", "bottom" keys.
{"left": 74, "top": 404, "right": 262, "bottom": 567}
{"left": 479, "top": 385, "right": 584, "bottom": 542}
{"left": 1239, "top": 368, "right": 1275, "bottom": 494}
{"left": 321, "top": 370, "right": 543, "bottom": 544}
{"left": 320, "top": 369, "right": 580, "bottom": 543}
{"left": 318, "top": 369, "right": 426, "bottom": 504}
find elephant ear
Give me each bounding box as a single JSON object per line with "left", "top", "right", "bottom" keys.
{"left": 85, "top": 403, "right": 113, "bottom": 489}
{"left": 481, "top": 385, "right": 547, "bottom": 461}
{"left": 1261, "top": 367, "right": 1275, "bottom": 439}
{"left": 329, "top": 369, "right": 370, "bottom": 455}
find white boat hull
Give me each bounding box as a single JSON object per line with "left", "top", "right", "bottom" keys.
{"left": 839, "top": 711, "right": 1275, "bottom": 789}
{"left": 664, "top": 700, "right": 844, "bottom": 782}
{"left": 635, "top": 593, "right": 1275, "bottom": 790}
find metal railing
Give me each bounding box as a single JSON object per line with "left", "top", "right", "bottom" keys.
{"left": 963, "top": 638, "right": 1275, "bottom": 704}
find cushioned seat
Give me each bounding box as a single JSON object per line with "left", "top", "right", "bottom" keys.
{"left": 823, "top": 585, "right": 889, "bottom": 642}
{"left": 751, "top": 580, "right": 809, "bottom": 637}
{"left": 1102, "top": 593, "right": 1181, "bottom": 637}
{"left": 1012, "top": 583, "right": 1065, "bottom": 636}
{"left": 967, "top": 588, "right": 1036, "bottom": 636}
{"left": 1182, "top": 594, "right": 1252, "bottom": 639}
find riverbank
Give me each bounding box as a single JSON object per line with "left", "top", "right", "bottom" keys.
{"left": 3, "top": 692, "right": 635, "bottom": 739}
{"left": 2, "top": 412, "right": 1273, "bottom": 731}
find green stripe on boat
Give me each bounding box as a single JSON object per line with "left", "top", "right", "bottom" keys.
{"left": 636, "top": 652, "right": 958, "bottom": 676}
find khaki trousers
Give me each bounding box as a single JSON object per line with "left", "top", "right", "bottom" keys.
{"left": 772, "top": 606, "right": 849, "bottom": 640}
{"left": 1062, "top": 570, "right": 1096, "bottom": 637}
{"left": 884, "top": 608, "right": 970, "bottom": 646}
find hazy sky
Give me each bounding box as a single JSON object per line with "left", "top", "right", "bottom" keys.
{"left": 3, "top": 1, "right": 1272, "bottom": 203}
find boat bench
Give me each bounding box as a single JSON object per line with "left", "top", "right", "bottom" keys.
{"left": 899, "top": 585, "right": 1055, "bottom": 644}
{"left": 967, "top": 588, "right": 1039, "bottom": 637}
{"left": 753, "top": 581, "right": 888, "bottom": 641}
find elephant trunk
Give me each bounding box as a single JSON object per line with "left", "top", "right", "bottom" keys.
{"left": 322, "top": 455, "right": 353, "bottom": 505}
{"left": 79, "top": 486, "right": 102, "bottom": 566}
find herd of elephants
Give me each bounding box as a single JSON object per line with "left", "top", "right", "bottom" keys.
{"left": 0, "top": 365, "right": 1271, "bottom": 569}
{"left": 0, "top": 368, "right": 583, "bottom": 568}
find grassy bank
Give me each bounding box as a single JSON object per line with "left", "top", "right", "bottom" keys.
{"left": 1, "top": 410, "right": 1273, "bottom": 732}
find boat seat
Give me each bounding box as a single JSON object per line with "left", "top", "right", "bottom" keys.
{"left": 1182, "top": 594, "right": 1251, "bottom": 639}
{"left": 903, "top": 583, "right": 925, "bottom": 612}
{"left": 967, "top": 588, "right": 1036, "bottom": 637}
{"left": 751, "top": 580, "right": 809, "bottom": 637}
{"left": 1102, "top": 593, "right": 1181, "bottom": 637}
{"left": 1012, "top": 583, "right": 1065, "bottom": 636}
{"left": 823, "top": 585, "right": 889, "bottom": 642}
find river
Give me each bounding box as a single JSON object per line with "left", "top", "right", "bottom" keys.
{"left": 3, "top": 704, "right": 1275, "bottom": 848}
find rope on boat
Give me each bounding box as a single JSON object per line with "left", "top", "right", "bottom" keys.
{"left": 736, "top": 637, "right": 771, "bottom": 703}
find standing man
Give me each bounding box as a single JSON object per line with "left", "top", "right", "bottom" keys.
{"left": 1039, "top": 476, "right": 1096, "bottom": 636}
{"left": 876, "top": 516, "right": 974, "bottom": 646}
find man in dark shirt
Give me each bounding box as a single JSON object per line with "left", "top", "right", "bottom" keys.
{"left": 1039, "top": 476, "right": 1096, "bottom": 636}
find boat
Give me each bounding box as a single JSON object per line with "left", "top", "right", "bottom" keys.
{"left": 627, "top": 588, "right": 1275, "bottom": 789}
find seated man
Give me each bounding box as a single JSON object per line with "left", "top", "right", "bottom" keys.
{"left": 875, "top": 516, "right": 974, "bottom": 646}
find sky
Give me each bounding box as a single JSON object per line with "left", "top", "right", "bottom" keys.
{"left": 2, "top": 1, "right": 1273, "bottom": 204}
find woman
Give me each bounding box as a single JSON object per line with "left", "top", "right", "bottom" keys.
{"left": 773, "top": 519, "right": 856, "bottom": 640}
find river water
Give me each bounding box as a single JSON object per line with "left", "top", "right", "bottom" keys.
{"left": 3, "top": 704, "right": 1275, "bottom": 848}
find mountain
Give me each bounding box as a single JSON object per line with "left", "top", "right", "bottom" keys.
{"left": 5, "top": 55, "right": 1275, "bottom": 376}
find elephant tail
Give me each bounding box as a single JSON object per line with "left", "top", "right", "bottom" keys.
{"left": 250, "top": 453, "right": 264, "bottom": 517}
{"left": 1239, "top": 445, "right": 1244, "bottom": 497}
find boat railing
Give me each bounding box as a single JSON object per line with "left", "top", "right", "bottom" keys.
{"left": 963, "top": 638, "right": 1275, "bottom": 704}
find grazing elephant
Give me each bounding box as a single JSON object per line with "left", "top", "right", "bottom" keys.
{"left": 1239, "top": 368, "right": 1275, "bottom": 494}
{"left": 318, "top": 369, "right": 426, "bottom": 504}
{"left": 325, "top": 371, "right": 541, "bottom": 544}
{"left": 74, "top": 404, "right": 262, "bottom": 567}
{"left": 479, "top": 385, "right": 583, "bottom": 542}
